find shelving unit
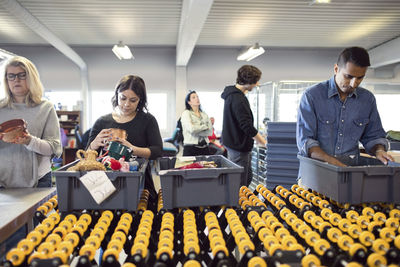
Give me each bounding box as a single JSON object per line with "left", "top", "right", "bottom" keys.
{"left": 248, "top": 81, "right": 315, "bottom": 190}
{"left": 248, "top": 82, "right": 275, "bottom": 189}
{"left": 57, "top": 111, "right": 80, "bottom": 136}
{"left": 56, "top": 111, "right": 80, "bottom": 165}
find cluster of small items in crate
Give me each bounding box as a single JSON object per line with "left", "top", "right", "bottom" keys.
{"left": 66, "top": 149, "right": 139, "bottom": 172}
{"left": 4, "top": 184, "right": 400, "bottom": 267}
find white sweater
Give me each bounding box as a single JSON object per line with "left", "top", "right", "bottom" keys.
{"left": 181, "top": 110, "right": 212, "bottom": 146}
{"left": 0, "top": 100, "right": 62, "bottom": 187}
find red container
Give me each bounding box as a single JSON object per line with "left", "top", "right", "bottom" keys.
{"left": 0, "top": 119, "right": 27, "bottom": 142}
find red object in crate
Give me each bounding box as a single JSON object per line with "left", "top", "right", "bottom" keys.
{"left": 178, "top": 162, "right": 204, "bottom": 169}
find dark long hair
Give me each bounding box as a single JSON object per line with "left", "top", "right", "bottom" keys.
{"left": 111, "top": 75, "right": 147, "bottom": 111}
{"left": 185, "top": 90, "right": 202, "bottom": 111}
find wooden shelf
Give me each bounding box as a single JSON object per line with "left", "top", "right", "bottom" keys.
{"left": 57, "top": 111, "right": 80, "bottom": 115}
{"left": 57, "top": 111, "right": 81, "bottom": 166}
{"left": 59, "top": 120, "right": 79, "bottom": 124}
{"left": 63, "top": 148, "right": 78, "bottom": 165}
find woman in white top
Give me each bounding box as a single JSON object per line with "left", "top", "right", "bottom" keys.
{"left": 0, "top": 56, "right": 61, "bottom": 188}
{"left": 180, "top": 91, "right": 212, "bottom": 156}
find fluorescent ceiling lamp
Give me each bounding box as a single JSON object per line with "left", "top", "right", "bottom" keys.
{"left": 112, "top": 41, "right": 134, "bottom": 60}
{"left": 237, "top": 43, "right": 265, "bottom": 61}
{"left": 309, "top": 0, "right": 331, "bottom": 5}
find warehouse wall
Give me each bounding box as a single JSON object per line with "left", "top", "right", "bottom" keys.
{"left": 187, "top": 47, "right": 342, "bottom": 91}
{"left": 2, "top": 45, "right": 399, "bottom": 135}
{"left": 3, "top": 46, "right": 345, "bottom": 91}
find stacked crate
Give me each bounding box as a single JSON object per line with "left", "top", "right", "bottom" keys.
{"left": 265, "top": 122, "right": 299, "bottom": 189}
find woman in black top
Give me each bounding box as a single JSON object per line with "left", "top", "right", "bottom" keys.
{"left": 87, "top": 75, "right": 162, "bottom": 203}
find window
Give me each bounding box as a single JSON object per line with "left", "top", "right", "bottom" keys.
{"left": 375, "top": 94, "right": 400, "bottom": 132}
{"left": 248, "top": 92, "right": 266, "bottom": 129}
{"left": 276, "top": 82, "right": 314, "bottom": 122}
{"left": 91, "top": 91, "right": 113, "bottom": 123}
{"left": 44, "top": 91, "right": 81, "bottom": 110}
{"left": 0, "top": 52, "right": 14, "bottom": 99}
{"left": 278, "top": 93, "right": 300, "bottom": 122}
{"left": 147, "top": 93, "right": 167, "bottom": 130}
{"left": 363, "top": 83, "right": 400, "bottom": 132}
{"left": 197, "top": 91, "right": 224, "bottom": 134}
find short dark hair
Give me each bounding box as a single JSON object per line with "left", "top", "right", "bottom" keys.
{"left": 236, "top": 65, "right": 262, "bottom": 85}
{"left": 111, "top": 75, "right": 147, "bottom": 111}
{"left": 185, "top": 90, "right": 202, "bottom": 111}
{"left": 337, "top": 47, "right": 370, "bottom": 68}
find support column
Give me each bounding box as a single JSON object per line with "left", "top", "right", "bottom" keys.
{"left": 80, "top": 67, "right": 90, "bottom": 131}
{"left": 176, "top": 66, "right": 187, "bottom": 119}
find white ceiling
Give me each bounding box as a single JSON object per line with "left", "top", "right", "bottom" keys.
{"left": 1, "top": 0, "right": 399, "bottom": 49}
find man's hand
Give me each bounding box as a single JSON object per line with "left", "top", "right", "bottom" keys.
{"left": 375, "top": 150, "right": 394, "bottom": 165}
{"left": 325, "top": 157, "right": 347, "bottom": 167}
{"left": 253, "top": 132, "right": 266, "bottom": 147}
{"left": 309, "top": 146, "right": 347, "bottom": 167}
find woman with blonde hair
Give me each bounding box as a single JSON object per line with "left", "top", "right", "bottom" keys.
{"left": 0, "top": 56, "right": 62, "bottom": 188}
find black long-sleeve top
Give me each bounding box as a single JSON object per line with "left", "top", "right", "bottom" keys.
{"left": 221, "top": 85, "right": 258, "bottom": 152}
{"left": 87, "top": 111, "right": 163, "bottom": 160}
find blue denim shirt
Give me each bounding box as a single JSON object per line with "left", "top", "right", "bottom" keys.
{"left": 297, "top": 76, "right": 388, "bottom": 160}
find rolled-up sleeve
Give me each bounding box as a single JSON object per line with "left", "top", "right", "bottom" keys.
{"left": 360, "top": 96, "right": 388, "bottom": 153}
{"left": 297, "top": 91, "right": 320, "bottom": 156}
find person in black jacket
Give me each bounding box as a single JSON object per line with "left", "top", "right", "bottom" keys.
{"left": 221, "top": 65, "right": 267, "bottom": 186}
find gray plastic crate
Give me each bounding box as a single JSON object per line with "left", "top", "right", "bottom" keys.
{"left": 54, "top": 158, "right": 147, "bottom": 212}
{"left": 157, "top": 155, "right": 243, "bottom": 209}
{"left": 298, "top": 155, "right": 400, "bottom": 204}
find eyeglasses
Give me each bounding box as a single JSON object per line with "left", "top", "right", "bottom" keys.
{"left": 6, "top": 72, "right": 27, "bottom": 81}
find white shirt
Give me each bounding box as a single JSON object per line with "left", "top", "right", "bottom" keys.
{"left": 181, "top": 110, "right": 212, "bottom": 146}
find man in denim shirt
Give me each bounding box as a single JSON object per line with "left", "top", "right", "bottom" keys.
{"left": 297, "top": 47, "right": 393, "bottom": 167}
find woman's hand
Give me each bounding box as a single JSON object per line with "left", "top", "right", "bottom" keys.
{"left": 11, "top": 130, "right": 31, "bottom": 145}
{"left": 89, "top": 129, "right": 112, "bottom": 150}
{"left": 117, "top": 138, "right": 134, "bottom": 151}
{"left": 116, "top": 138, "right": 151, "bottom": 159}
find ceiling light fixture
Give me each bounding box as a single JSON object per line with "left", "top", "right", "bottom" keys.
{"left": 237, "top": 43, "right": 265, "bottom": 61}
{"left": 112, "top": 41, "right": 134, "bottom": 60}
{"left": 309, "top": 0, "right": 331, "bottom": 5}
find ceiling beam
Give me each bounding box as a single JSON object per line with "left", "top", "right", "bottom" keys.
{"left": 176, "top": 0, "right": 213, "bottom": 66}
{"left": 0, "top": 0, "right": 87, "bottom": 71}
{"left": 0, "top": 0, "right": 90, "bottom": 129}
{"left": 369, "top": 36, "right": 400, "bottom": 69}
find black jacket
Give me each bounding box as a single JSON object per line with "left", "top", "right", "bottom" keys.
{"left": 221, "top": 85, "right": 258, "bottom": 152}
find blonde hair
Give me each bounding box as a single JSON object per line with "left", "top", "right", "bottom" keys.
{"left": 1, "top": 56, "right": 43, "bottom": 108}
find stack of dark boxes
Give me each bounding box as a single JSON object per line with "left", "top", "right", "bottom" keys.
{"left": 265, "top": 122, "right": 299, "bottom": 190}
{"left": 390, "top": 141, "right": 400, "bottom": 150}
